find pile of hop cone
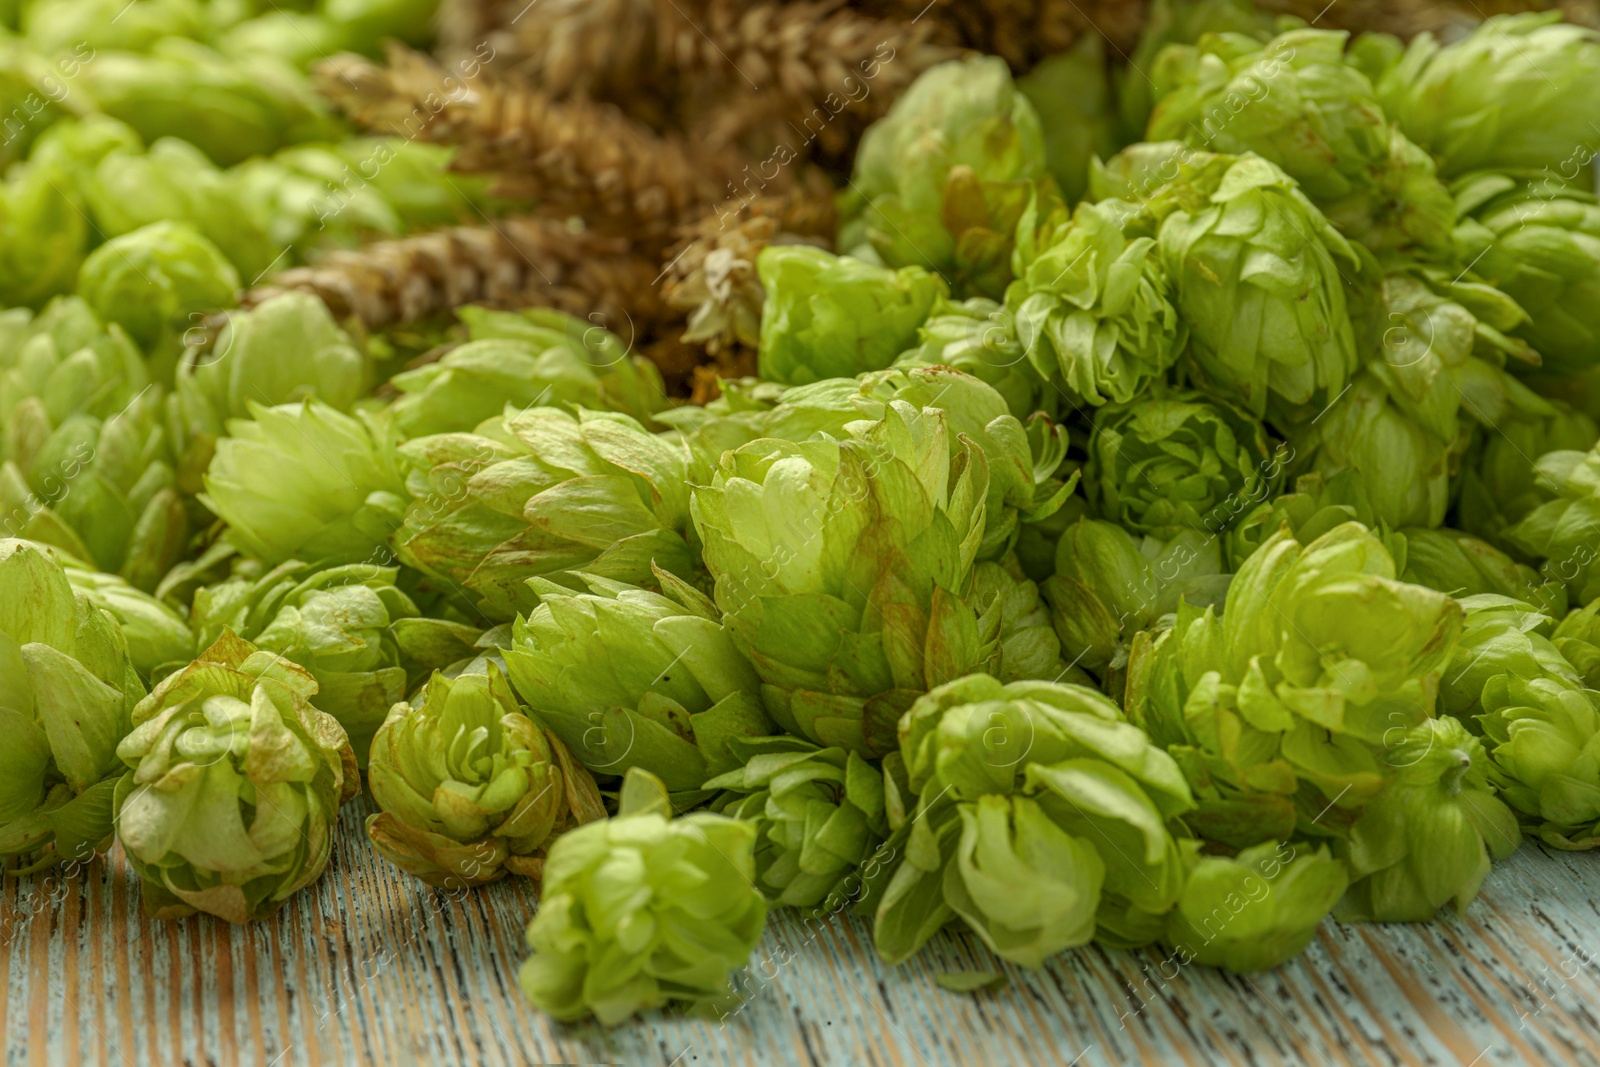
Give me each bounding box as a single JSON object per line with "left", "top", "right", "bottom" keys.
{"left": 13, "top": 0, "right": 1600, "bottom": 1035}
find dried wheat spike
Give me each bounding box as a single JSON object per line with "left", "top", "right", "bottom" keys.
{"left": 457, "top": 0, "right": 672, "bottom": 97}
{"left": 662, "top": 175, "right": 836, "bottom": 357}
{"left": 242, "top": 216, "right": 665, "bottom": 335}
{"left": 434, "top": 0, "right": 519, "bottom": 70}
{"left": 859, "top": 0, "right": 1145, "bottom": 70}
{"left": 669, "top": 1, "right": 959, "bottom": 158}
{"left": 316, "top": 46, "right": 746, "bottom": 238}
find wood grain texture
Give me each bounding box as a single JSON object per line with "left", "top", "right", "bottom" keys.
{"left": 5, "top": 795, "right": 1599, "bottom": 1067}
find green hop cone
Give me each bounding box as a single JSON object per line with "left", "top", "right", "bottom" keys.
{"left": 1439, "top": 594, "right": 1584, "bottom": 720}
{"left": 77, "top": 39, "right": 340, "bottom": 167}
{"left": 217, "top": 12, "right": 341, "bottom": 67}
{"left": 223, "top": 139, "right": 487, "bottom": 267}
{"left": 0, "top": 539, "right": 144, "bottom": 873}
{"left": 111, "top": 631, "right": 359, "bottom": 921}
{"left": 1016, "top": 34, "right": 1121, "bottom": 205}
{"left": 0, "top": 155, "right": 87, "bottom": 308}
{"left": 1453, "top": 172, "right": 1600, "bottom": 378}
{"left": 1141, "top": 149, "right": 1362, "bottom": 418}
{"left": 969, "top": 554, "right": 1084, "bottom": 685}
{"left": 691, "top": 401, "right": 1000, "bottom": 758}
{"left": 1006, "top": 197, "right": 1186, "bottom": 407}
{"left": 1, "top": 297, "right": 147, "bottom": 434}
{"left": 1376, "top": 13, "right": 1600, "bottom": 179}
{"left": 202, "top": 399, "right": 409, "bottom": 570}
{"left": 1226, "top": 470, "right": 1379, "bottom": 570}
{"left": 1554, "top": 599, "right": 1600, "bottom": 690}
{"left": 671, "top": 365, "right": 1070, "bottom": 559}
{"left": 756, "top": 245, "right": 945, "bottom": 386}
{"left": 519, "top": 767, "right": 767, "bottom": 1025}
{"left": 1455, "top": 397, "right": 1597, "bottom": 548}
{"left": 1434, "top": 594, "right": 1600, "bottom": 849}
{"left": 1118, "top": 0, "right": 1277, "bottom": 141}
{"left": 168, "top": 293, "right": 373, "bottom": 489}
{"left": 1042, "top": 518, "right": 1229, "bottom": 675}
{"left": 1477, "top": 669, "right": 1600, "bottom": 851}
{"left": 878, "top": 674, "right": 1196, "bottom": 966}
{"left": 1337, "top": 716, "right": 1520, "bottom": 922}
{"left": 1147, "top": 29, "right": 1388, "bottom": 205}
{"left": 1400, "top": 529, "right": 1567, "bottom": 619}
{"left": 1124, "top": 522, "right": 1464, "bottom": 850}
{"left": 506, "top": 568, "right": 772, "bottom": 796}
{"left": 393, "top": 406, "right": 697, "bottom": 621}
{"left": 190, "top": 561, "right": 426, "bottom": 760}
{"left": 23, "top": 115, "right": 143, "bottom": 177}
{"left": 76, "top": 220, "right": 241, "bottom": 364}
{"left": 24, "top": 0, "right": 205, "bottom": 54}
{"left": 706, "top": 735, "right": 889, "bottom": 913}
{"left": 81, "top": 137, "right": 279, "bottom": 282}
{"left": 840, "top": 56, "right": 1055, "bottom": 299}
{"left": 1146, "top": 28, "right": 1455, "bottom": 254}
{"left": 388, "top": 307, "right": 665, "bottom": 438}
{"left": 51, "top": 550, "right": 193, "bottom": 681}
{"left": 366, "top": 661, "right": 608, "bottom": 888}
{"left": 1289, "top": 369, "right": 1451, "bottom": 529}
{"left": 853, "top": 366, "right": 1070, "bottom": 559}
{"left": 0, "top": 297, "right": 188, "bottom": 590}
{"left": 0, "top": 381, "right": 188, "bottom": 592}
{"left": 1163, "top": 840, "right": 1348, "bottom": 973}
{"left": 1358, "top": 266, "right": 1545, "bottom": 451}
{"left": 1086, "top": 389, "right": 1282, "bottom": 539}
{"left": 894, "top": 296, "right": 1048, "bottom": 420}
{"left": 1504, "top": 441, "right": 1600, "bottom": 605}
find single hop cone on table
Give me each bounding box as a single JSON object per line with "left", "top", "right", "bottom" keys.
{"left": 1437, "top": 594, "right": 1600, "bottom": 851}
{"left": 519, "top": 767, "right": 766, "bottom": 1026}
{"left": 366, "top": 661, "right": 607, "bottom": 888}
{"left": 111, "top": 632, "right": 360, "bottom": 922}
{"left": 1336, "top": 716, "right": 1520, "bottom": 922}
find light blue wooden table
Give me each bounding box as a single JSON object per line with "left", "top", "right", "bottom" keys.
{"left": 5, "top": 794, "right": 1599, "bottom": 1066}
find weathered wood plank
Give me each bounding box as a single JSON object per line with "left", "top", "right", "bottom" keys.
{"left": 5, "top": 795, "right": 1599, "bottom": 1067}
